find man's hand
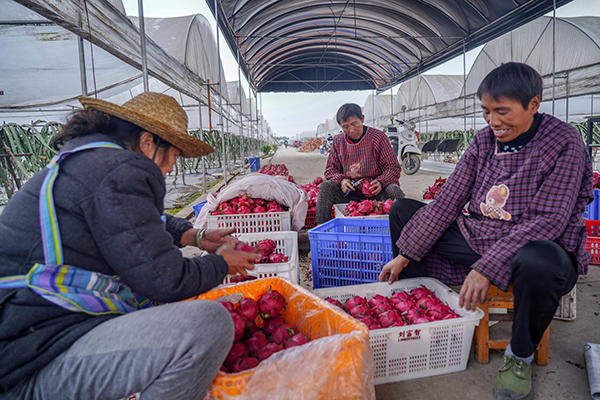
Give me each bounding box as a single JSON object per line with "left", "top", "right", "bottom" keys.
{"left": 216, "top": 242, "right": 260, "bottom": 277}
{"left": 459, "top": 269, "right": 490, "bottom": 312}
{"left": 200, "top": 228, "right": 237, "bottom": 253}
{"left": 341, "top": 178, "right": 354, "bottom": 194}
{"left": 370, "top": 180, "right": 383, "bottom": 196}
{"left": 379, "top": 254, "right": 410, "bottom": 284}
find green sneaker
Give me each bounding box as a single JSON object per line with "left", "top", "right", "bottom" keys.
{"left": 493, "top": 355, "right": 532, "bottom": 400}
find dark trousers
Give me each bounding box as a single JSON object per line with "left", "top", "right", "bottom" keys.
{"left": 389, "top": 198, "right": 578, "bottom": 357}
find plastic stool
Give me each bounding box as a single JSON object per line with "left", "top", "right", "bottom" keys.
{"left": 475, "top": 284, "right": 549, "bottom": 365}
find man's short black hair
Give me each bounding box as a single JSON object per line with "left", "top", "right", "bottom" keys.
{"left": 477, "top": 62, "right": 543, "bottom": 109}
{"left": 336, "top": 103, "right": 363, "bottom": 124}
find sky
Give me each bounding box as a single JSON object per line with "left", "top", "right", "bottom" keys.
{"left": 121, "top": 0, "right": 600, "bottom": 138}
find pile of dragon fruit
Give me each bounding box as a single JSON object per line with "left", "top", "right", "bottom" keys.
{"left": 235, "top": 238, "right": 289, "bottom": 264}
{"left": 325, "top": 285, "right": 460, "bottom": 330}
{"left": 220, "top": 290, "right": 311, "bottom": 373}
{"left": 258, "top": 164, "right": 296, "bottom": 183}
{"left": 211, "top": 194, "right": 286, "bottom": 215}
{"left": 344, "top": 199, "right": 394, "bottom": 217}
{"left": 594, "top": 172, "right": 600, "bottom": 190}
{"left": 299, "top": 177, "right": 324, "bottom": 211}
{"left": 422, "top": 177, "right": 447, "bottom": 200}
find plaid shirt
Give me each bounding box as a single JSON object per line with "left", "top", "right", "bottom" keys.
{"left": 397, "top": 113, "right": 594, "bottom": 291}
{"left": 324, "top": 126, "right": 401, "bottom": 186}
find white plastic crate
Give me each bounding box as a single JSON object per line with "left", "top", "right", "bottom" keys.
{"left": 207, "top": 211, "right": 291, "bottom": 233}
{"left": 313, "top": 277, "right": 484, "bottom": 384}
{"left": 223, "top": 231, "right": 299, "bottom": 284}
{"left": 554, "top": 286, "right": 576, "bottom": 321}
{"left": 333, "top": 203, "right": 389, "bottom": 219}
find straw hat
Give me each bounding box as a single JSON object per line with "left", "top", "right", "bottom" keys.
{"left": 78, "top": 92, "right": 213, "bottom": 158}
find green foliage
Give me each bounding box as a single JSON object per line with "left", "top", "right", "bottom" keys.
{"left": 420, "top": 129, "right": 476, "bottom": 153}
{"left": 262, "top": 144, "right": 272, "bottom": 155}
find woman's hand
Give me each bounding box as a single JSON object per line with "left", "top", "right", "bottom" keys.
{"left": 379, "top": 254, "right": 410, "bottom": 284}
{"left": 370, "top": 180, "right": 383, "bottom": 196}
{"left": 216, "top": 242, "right": 260, "bottom": 277}
{"left": 459, "top": 269, "right": 490, "bottom": 312}
{"left": 341, "top": 178, "right": 354, "bottom": 194}
{"left": 200, "top": 228, "right": 237, "bottom": 253}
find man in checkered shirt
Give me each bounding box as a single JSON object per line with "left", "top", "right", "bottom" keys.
{"left": 380, "top": 62, "right": 593, "bottom": 400}
{"left": 315, "top": 103, "right": 404, "bottom": 224}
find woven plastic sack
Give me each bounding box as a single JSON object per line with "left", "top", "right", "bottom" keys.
{"left": 194, "top": 173, "right": 308, "bottom": 232}
{"left": 186, "top": 277, "right": 375, "bottom": 400}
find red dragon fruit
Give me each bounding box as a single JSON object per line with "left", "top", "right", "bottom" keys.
{"left": 345, "top": 201, "right": 360, "bottom": 214}
{"left": 258, "top": 289, "right": 285, "bottom": 320}
{"left": 271, "top": 324, "right": 299, "bottom": 345}
{"left": 372, "top": 302, "right": 394, "bottom": 316}
{"left": 219, "top": 301, "right": 234, "bottom": 312}
{"left": 411, "top": 285, "right": 436, "bottom": 300}
{"left": 231, "top": 356, "right": 259, "bottom": 373}
{"left": 235, "top": 243, "right": 257, "bottom": 253}
{"left": 262, "top": 316, "right": 285, "bottom": 335}
{"left": 285, "top": 333, "right": 311, "bottom": 349}
{"left": 344, "top": 296, "right": 367, "bottom": 312}
{"left": 257, "top": 239, "right": 277, "bottom": 256}
{"left": 246, "top": 331, "right": 271, "bottom": 356}
{"left": 224, "top": 341, "right": 248, "bottom": 367}
{"left": 350, "top": 211, "right": 364, "bottom": 217}
{"left": 229, "top": 312, "right": 247, "bottom": 341}
{"left": 268, "top": 252, "right": 289, "bottom": 263}
{"left": 379, "top": 310, "right": 403, "bottom": 328}
{"left": 235, "top": 298, "right": 259, "bottom": 321}
{"left": 257, "top": 342, "right": 285, "bottom": 361}
{"left": 325, "top": 297, "right": 343, "bottom": 308}
{"left": 367, "top": 294, "right": 389, "bottom": 308}
{"left": 348, "top": 304, "right": 373, "bottom": 318}
{"left": 252, "top": 205, "right": 266, "bottom": 214}
{"left": 357, "top": 200, "right": 375, "bottom": 214}
{"left": 244, "top": 320, "right": 260, "bottom": 338}
{"left": 383, "top": 199, "right": 394, "bottom": 213}
{"left": 361, "top": 180, "right": 375, "bottom": 197}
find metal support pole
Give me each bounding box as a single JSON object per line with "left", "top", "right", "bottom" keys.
{"left": 199, "top": 101, "right": 207, "bottom": 194}
{"left": 566, "top": 71, "right": 569, "bottom": 122}
{"left": 552, "top": 0, "right": 556, "bottom": 115}
{"left": 137, "top": 0, "right": 149, "bottom": 91}
{"left": 215, "top": 0, "right": 227, "bottom": 185}
{"left": 463, "top": 40, "right": 467, "bottom": 137}
{"left": 418, "top": 71, "right": 421, "bottom": 133}
{"left": 77, "top": 38, "right": 88, "bottom": 95}
{"left": 237, "top": 49, "right": 245, "bottom": 170}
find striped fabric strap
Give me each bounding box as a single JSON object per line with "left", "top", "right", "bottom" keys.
{"left": 39, "top": 142, "right": 123, "bottom": 266}
{"left": 0, "top": 263, "right": 152, "bottom": 315}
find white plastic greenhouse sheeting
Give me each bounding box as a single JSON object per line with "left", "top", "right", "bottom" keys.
{"left": 318, "top": 15, "right": 600, "bottom": 133}
{"left": 363, "top": 94, "right": 393, "bottom": 128}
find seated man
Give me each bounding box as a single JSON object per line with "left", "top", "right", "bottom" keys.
{"left": 379, "top": 62, "right": 593, "bottom": 400}
{"left": 315, "top": 103, "right": 404, "bottom": 224}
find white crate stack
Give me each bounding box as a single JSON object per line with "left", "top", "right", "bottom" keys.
{"left": 313, "top": 277, "right": 484, "bottom": 384}
{"left": 207, "top": 210, "right": 291, "bottom": 233}
{"left": 225, "top": 231, "right": 299, "bottom": 284}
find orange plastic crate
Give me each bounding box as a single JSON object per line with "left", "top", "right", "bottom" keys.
{"left": 185, "top": 277, "right": 375, "bottom": 400}
{"left": 585, "top": 220, "right": 600, "bottom": 265}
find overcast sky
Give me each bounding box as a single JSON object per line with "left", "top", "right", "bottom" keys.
{"left": 122, "top": 0, "right": 600, "bottom": 138}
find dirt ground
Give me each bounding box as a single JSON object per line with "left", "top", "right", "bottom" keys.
{"left": 266, "top": 146, "right": 600, "bottom": 400}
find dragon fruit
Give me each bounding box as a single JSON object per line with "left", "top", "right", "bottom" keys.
{"left": 272, "top": 324, "right": 299, "bottom": 344}
{"left": 379, "top": 310, "right": 402, "bottom": 328}
{"left": 344, "top": 296, "right": 367, "bottom": 312}
{"left": 268, "top": 252, "right": 289, "bottom": 263}
{"left": 235, "top": 243, "right": 257, "bottom": 253}
{"left": 348, "top": 304, "right": 373, "bottom": 318}
{"left": 244, "top": 320, "right": 260, "bottom": 338}
{"left": 257, "top": 342, "right": 284, "bottom": 361}
{"left": 229, "top": 312, "right": 247, "bottom": 341}
{"left": 350, "top": 211, "right": 364, "bottom": 217}
{"left": 410, "top": 285, "right": 436, "bottom": 300}
{"left": 246, "top": 331, "right": 271, "bottom": 356}
{"left": 224, "top": 341, "right": 248, "bottom": 367}
{"left": 231, "top": 356, "right": 259, "bottom": 373}
{"left": 345, "top": 201, "right": 360, "bottom": 214}
{"left": 262, "top": 316, "right": 285, "bottom": 335}
{"left": 285, "top": 333, "right": 311, "bottom": 349}
{"left": 258, "top": 289, "right": 285, "bottom": 320}
{"left": 383, "top": 199, "right": 394, "bottom": 213}
{"left": 324, "top": 297, "right": 343, "bottom": 308}
{"left": 235, "top": 298, "right": 259, "bottom": 321}
{"left": 219, "top": 301, "right": 234, "bottom": 312}
{"left": 252, "top": 206, "right": 266, "bottom": 214}
{"left": 357, "top": 200, "right": 375, "bottom": 214}
{"left": 237, "top": 205, "right": 252, "bottom": 214}
{"left": 361, "top": 180, "right": 375, "bottom": 197}
{"left": 257, "top": 239, "right": 277, "bottom": 256}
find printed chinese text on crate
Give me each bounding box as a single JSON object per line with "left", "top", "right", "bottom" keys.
{"left": 207, "top": 211, "right": 291, "bottom": 234}
{"left": 313, "top": 278, "right": 484, "bottom": 384}
{"left": 185, "top": 277, "right": 375, "bottom": 400}
{"left": 224, "top": 231, "right": 299, "bottom": 284}
{"left": 308, "top": 218, "right": 392, "bottom": 288}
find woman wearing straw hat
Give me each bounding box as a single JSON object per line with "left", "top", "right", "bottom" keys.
{"left": 0, "top": 92, "right": 259, "bottom": 399}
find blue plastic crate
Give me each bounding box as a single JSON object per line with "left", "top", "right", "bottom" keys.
{"left": 584, "top": 189, "right": 600, "bottom": 220}
{"left": 193, "top": 200, "right": 207, "bottom": 218}
{"left": 249, "top": 157, "right": 260, "bottom": 172}
{"left": 308, "top": 218, "right": 392, "bottom": 289}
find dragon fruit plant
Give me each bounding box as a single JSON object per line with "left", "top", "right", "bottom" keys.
{"left": 220, "top": 290, "right": 312, "bottom": 373}
{"left": 324, "top": 285, "right": 460, "bottom": 330}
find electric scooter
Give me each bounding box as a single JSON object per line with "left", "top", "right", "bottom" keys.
{"left": 386, "top": 119, "right": 421, "bottom": 175}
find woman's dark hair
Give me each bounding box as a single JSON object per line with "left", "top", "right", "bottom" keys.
{"left": 477, "top": 62, "right": 543, "bottom": 109}
{"left": 336, "top": 103, "right": 363, "bottom": 124}
{"left": 52, "top": 109, "right": 170, "bottom": 152}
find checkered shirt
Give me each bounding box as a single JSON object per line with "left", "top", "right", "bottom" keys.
{"left": 396, "top": 113, "right": 594, "bottom": 291}
{"left": 324, "top": 126, "right": 401, "bottom": 186}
